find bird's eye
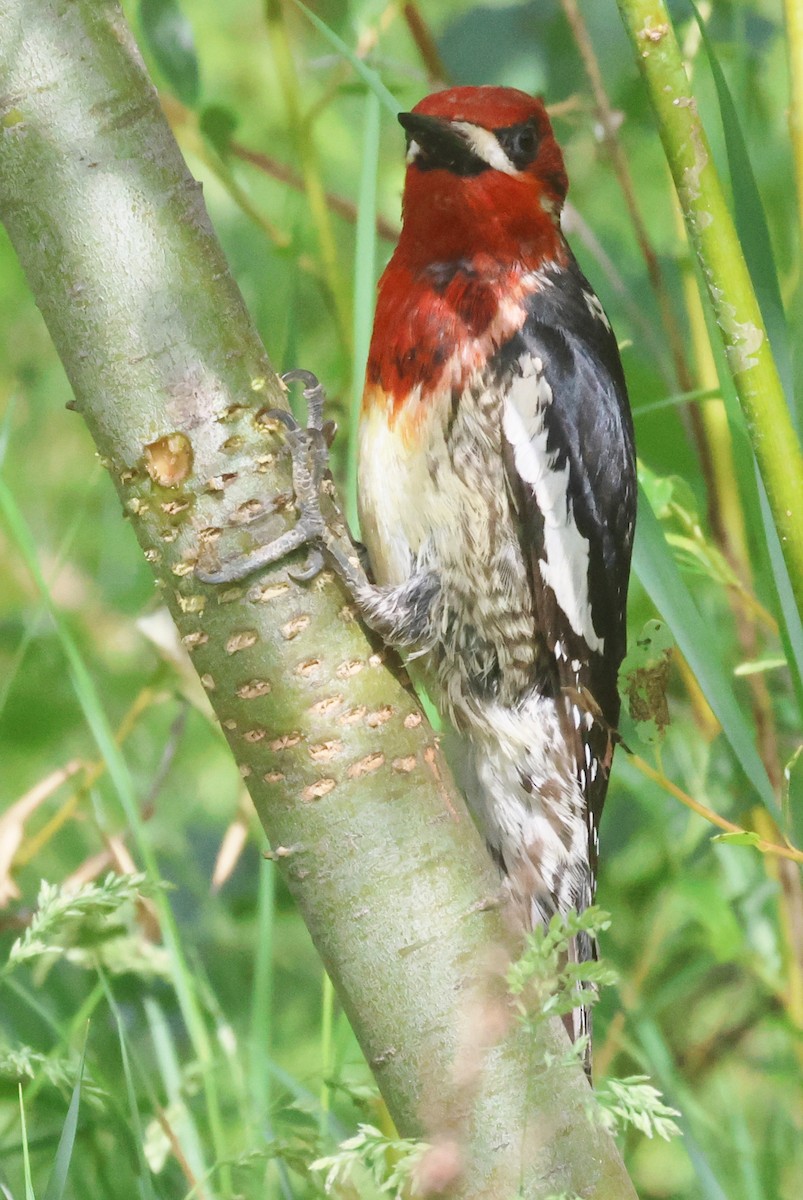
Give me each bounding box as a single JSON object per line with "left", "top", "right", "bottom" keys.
{"left": 513, "top": 127, "right": 536, "bottom": 158}
{"left": 497, "top": 121, "right": 539, "bottom": 169}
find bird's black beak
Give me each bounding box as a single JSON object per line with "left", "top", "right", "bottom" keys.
{"left": 398, "top": 111, "right": 486, "bottom": 175}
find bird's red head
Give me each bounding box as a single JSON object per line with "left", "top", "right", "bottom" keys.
{"left": 396, "top": 86, "right": 569, "bottom": 272}
{"left": 364, "top": 87, "right": 570, "bottom": 420}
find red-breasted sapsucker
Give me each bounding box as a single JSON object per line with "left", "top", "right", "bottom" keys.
{"left": 201, "top": 86, "right": 636, "bottom": 1054}
{"left": 359, "top": 86, "right": 636, "bottom": 1046}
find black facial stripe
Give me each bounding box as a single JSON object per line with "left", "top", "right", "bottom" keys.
{"left": 407, "top": 134, "right": 488, "bottom": 176}
{"left": 494, "top": 119, "right": 540, "bottom": 170}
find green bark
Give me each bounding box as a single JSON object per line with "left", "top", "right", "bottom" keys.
{"left": 0, "top": 2, "right": 636, "bottom": 1195}
{"left": 617, "top": 0, "right": 803, "bottom": 617}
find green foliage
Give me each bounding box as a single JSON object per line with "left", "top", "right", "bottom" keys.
{"left": 41, "top": 1042, "right": 85, "bottom": 1200}
{"left": 310, "top": 1124, "right": 427, "bottom": 1197}
{"left": 138, "top": 0, "right": 201, "bottom": 107}
{"left": 618, "top": 619, "right": 674, "bottom": 746}
{"left": 509, "top": 909, "right": 680, "bottom": 1147}
{"left": 1, "top": 0, "right": 802, "bottom": 1197}
{"left": 7, "top": 874, "right": 161, "bottom": 973}
{"left": 595, "top": 1076, "right": 681, "bottom": 1143}
{"left": 507, "top": 907, "right": 616, "bottom": 1032}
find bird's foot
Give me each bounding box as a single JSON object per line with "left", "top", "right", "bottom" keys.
{"left": 196, "top": 370, "right": 360, "bottom": 587}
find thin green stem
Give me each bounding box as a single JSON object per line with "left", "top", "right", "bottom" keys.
{"left": 347, "top": 91, "right": 381, "bottom": 532}
{"left": 264, "top": 0, "right": 352, "bottom": 356}
{"left": 0, "top": 479, "right": 230, "bottom": 1195}
{"left": 784, "top": 0, "right": 803, "bottom": 243}
{"left": 319, "top": 971, "right": 335, "bottom": 1130}
{"left": 617, "top": 0, "right": 803, "bottom": 616}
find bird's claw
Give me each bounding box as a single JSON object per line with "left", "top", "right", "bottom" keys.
{"left": 288, "top": 546, "right": 327, "bottom": 583}
{"left": 196, "top": 371, "right": 335, "bottom": 586}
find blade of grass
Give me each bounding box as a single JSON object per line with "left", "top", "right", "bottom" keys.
{"left": 347, "top": 89, "right": 381, "bottom": 531}
{"left": 41, "top": 1035, "right": 86, "bottom": 1200}
{"left": 100, "top": 976, "right": 158, "bottom": 1200}
{"left": 785, "top": 0, "right": 803, "bottom": 244}
{"left": 0, "top": 391, "right": 16, "bottom": 470}
{"left": 690, "top": 1, "right": 794, "bottom": 424}
{"left": 723, "top": 1088, "right": 764, "bottom": 1200}
{"left": 633, "top": 1016, "right": 730, "bottom": 1200}
{"left": 0, "top": 476, "right": 230, "bottom": 1191}
{"left": 250, "top": 854, "right": 275, "bottom": 1126}
{"left": 319, "top": 972, "right": 335, "bottom": 1132}
{"left": 143, "top": 999, "right": 209, "bottom": 1189}
{"left": 633, "top": 489, "right": 777, "bottom": 812}
{"left": 292, "top": 0, "right": 400, "bottom": 116}
{"left": 691, "top": 1, "right": 796, "bottom": 422}
{"left": 757, "top": 474, "right": 803, "bottom": 714}
{"left": 689, "top": 4, "right": 803, "bottom": 725}
{"left": 694, "top": 268, "right": 803, "bottom": 714}
{"left": 265, "top": 0, "right": 352, "bottom": 355}
{"left": 632, "top": 386, "right": 721, "bottom": 417}
{"left": 13, "top": 987, "right": 101, "bottom": 1137}
{"left": 249, "top": 857, "right": 295, "bottom": 1200}
{"left": 18, "top": 1086, "right": 36, "bottom": 1200}
{"left": 0, "top": 463, "right": 101, "bottom": 722}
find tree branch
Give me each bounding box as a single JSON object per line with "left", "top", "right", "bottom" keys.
{"left": 0, "top": 1, "right": 636, "bottom": 1194}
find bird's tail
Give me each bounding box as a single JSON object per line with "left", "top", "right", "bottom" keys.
{"left": 450, "top": 729, "right": 597, "bottom": 1071}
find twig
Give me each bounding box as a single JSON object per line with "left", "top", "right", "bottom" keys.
{"left": 15, "top": 687, "right": 171, "bottom": 867}
{"left": 402, "top": 3, "right": 450, "bottom": 84}
{"left": 632, "top": 753, "right": 803, "bottom": 865}
{"left": 230, "top": 141, "right": 400, "bottom": 242}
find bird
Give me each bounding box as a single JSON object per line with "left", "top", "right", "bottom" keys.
{"left": 200, "top": 85, "right": 636, "bottom": 1059}
{"left": 357, "top": 86, "right": 636, "bottom": 1038}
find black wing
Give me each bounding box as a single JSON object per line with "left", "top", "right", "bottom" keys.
{"left": 495, "top": 255, "right": 636, "bottom": 871}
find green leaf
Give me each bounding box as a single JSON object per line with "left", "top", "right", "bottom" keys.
{"left": 139, "top": 0, "right": 200, "bottom": 108}
{"left": 675, "top": 877, "right": 745, "bottom": 961}
{"left": 199, "top": 104, "right": 238, "bottom": 159}
{"left": 690, "top": 1, "right": 794, "bottom": 426}
{"left": 757, "top": 474, "right": 803, "bottom": 716}
{"left": 632, "top": 488, "right": 777, "bottom": 812}
{"left": 42, "top": 1039, "right": 86, "bottom": 1200}
{"left": 619, "top": 619, "right": 674, "bottom": 746}
{"left": 689, "top": 3, "right": 803, "bottom": 720}
{"left": 710, "top": 830, "right": 762, "bottom": 847}
{"left": 782, "top": 743, "right": 803, "bottom": 850}
{"left": 733, "top": 657, "right": 787, "bottom": 677}
{"left": 19, "top": 1084, "right": 36, "bottom": 1200}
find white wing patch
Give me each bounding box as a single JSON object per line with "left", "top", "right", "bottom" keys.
{"left": 502, "top": 356, "right": 605, "bottom": 654}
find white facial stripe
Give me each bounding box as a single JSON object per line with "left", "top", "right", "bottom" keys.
{"left": 450, "top": 122, "right": 519, "bottom": 176}
{"left": 406, "top": 139, "right": 421, "bottom": 164}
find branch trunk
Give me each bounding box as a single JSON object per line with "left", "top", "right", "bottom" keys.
{"left": 0, "top": 2, "right": 636, "bottom": 1195}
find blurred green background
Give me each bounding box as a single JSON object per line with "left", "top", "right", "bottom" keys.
{"left": 1, "top": 1, "right": 801, "bottom": 1197}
